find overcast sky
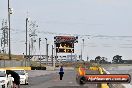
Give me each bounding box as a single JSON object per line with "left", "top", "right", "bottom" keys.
{"left": 0, "top": 0, "right": 132, "bottom": 61}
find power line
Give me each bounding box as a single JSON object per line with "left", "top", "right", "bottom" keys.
{"left": 5, "top": 28, "right": 132, "bottom": 39}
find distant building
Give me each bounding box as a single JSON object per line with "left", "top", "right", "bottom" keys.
{"left": 57, "top": 55, "right": 77, "bottom": 62}
{"left": 66, "top": 55, "right": 77, "bottom": 62}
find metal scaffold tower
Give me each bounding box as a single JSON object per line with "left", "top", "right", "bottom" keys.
{"left": 0, "top": 19, "right": 8, "bottom": 53}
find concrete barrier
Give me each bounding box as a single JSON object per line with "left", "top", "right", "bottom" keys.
{"left": 31, "top": 67, "right": 46, "bottom": 70}
{"left": 0, "top": 67, "right": 31, "bottom": 70}
{"left": 46, "top": 66, "right": 55, "bottom": 71}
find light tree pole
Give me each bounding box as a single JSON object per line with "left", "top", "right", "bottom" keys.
{"left": 8, "top": 0, "right": 12, "bottom": 60}
{"left": 80, "top": 39, "right": 84, "bottom": 61}
{"left": 51, "top": 45, "right": 54, "bottom": 66}
{"left": 39, "top": 38, "right": 41, "bottom": 67}
{"left": 25, "top": 18, "right": 29, "bottom": 57}
{"left": 45, "top": 38, "right": 48, "bottom": 65}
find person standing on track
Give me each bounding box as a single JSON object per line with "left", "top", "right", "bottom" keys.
{"left": 59, "top": 66, "right": 64, "bottom": 80}
{"left": 6, "top": 70, "right": 20, "bottom": 88}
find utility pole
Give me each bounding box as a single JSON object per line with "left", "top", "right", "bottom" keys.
{"left": 51, "top": 45, "right": 54, "bottom": 66}
{"left": 29, "top": 42, "right": 30, "bottom": 56}
{"left": 28, "top": 41, "right": 31, "bottom": 66}
{"left": 80, "top": 39, "right": 84, "bottom": 61}
{"left": 45, "top": 38, "right": 48, "bottom": 65}
{"left": 39, "top": 38, "right": 41, "bottom": 50}
{"left": 47, "top": 44, "right": 49, "bottom": 65}
{"left": 55, "top": 49, "right": 58, "bottom": 65}
{"left": 8, "top": 0, "right": 11, "bottom": 60}
{"left": 53, "top": 44, "right": 57, "bottom": 69}
{"left": 82, "top": 39, "right": 84, "bottom": 61}
{"left": 25, "top": 18, "right": 29, "bottom": 57}
{"left": 80, "top": 44, "right": 82, "bottom": 61}
{"left": 39, "top": 38, "right": 41, "bottom": 68}
{"left": 25, "top": 18, "right": 28, "bottom": 67}
{"left": 87, "top": 56, "right": 89, "bottom": 61}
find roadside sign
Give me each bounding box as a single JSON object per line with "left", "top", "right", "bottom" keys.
{"left": 56, "top": 48, "right": 74, "bottom": 53}
{"left": 54, "top": 36, "right": 78, "bottom": 53}
{"left": 54, "top": 36, "right": 78, "bottom": 43}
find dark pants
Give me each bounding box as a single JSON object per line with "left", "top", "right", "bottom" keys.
{"left": 60, "top": 74, "right": 63, "bottom": 80}
{"left": 59, "top": 72, "right": 64, "bottom": 80}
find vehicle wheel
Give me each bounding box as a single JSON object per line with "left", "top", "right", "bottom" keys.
{"left": 79, "top": 76, "right": 86, "bottom": 85}
{"left": 25, "top": 80, "right": 28, "bottom": 85}
{"left": 76, "top": 76, "right": 86, "bottom": 85}
{"left": 26, "top": 82, "right": 29, "bottom": 85}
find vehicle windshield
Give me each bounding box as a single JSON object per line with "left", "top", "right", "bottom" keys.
{"left": 14, "top": 70, "right": 25, "bottom": 75}
{"left": 0, "top": 71, "right": 6, "bottom": 77}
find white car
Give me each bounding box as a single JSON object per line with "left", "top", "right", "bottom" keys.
{"left": 0, "top": 69, "right": 13, "bottom": 88}
{"left": 12, "top": 69, "right": 28, "bottom": 85}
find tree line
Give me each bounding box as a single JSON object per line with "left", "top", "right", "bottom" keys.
{"left": 90, "top": 55, "right": 131, "bottom": 64}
